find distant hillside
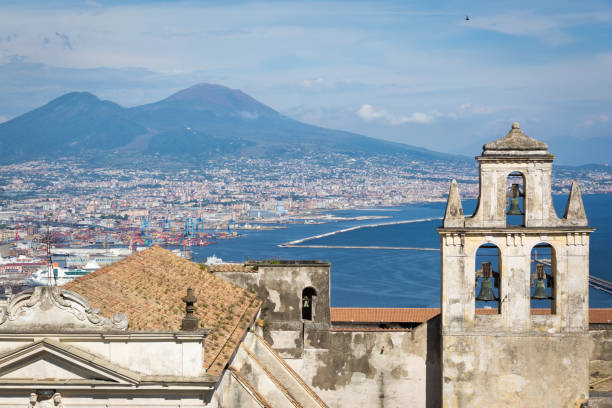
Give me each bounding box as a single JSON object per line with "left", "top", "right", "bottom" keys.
{"left": 0, "top": 83, "right": 465, "bottom": 164}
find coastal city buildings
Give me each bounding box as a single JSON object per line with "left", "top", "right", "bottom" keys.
{"left": 0, "top": 124, "right": 610, "bottom": 407}
{"left": 1, "top": 152, "right": 610, "bottom": 268}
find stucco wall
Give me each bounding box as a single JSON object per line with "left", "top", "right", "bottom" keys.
{"left": 590, "top": 328, "right": 612, "bottom": 392}
{"left": 442, "top": 333, "right": 590, "bottom": 408}
{"left": 290, "top": 317, "right": 441, "bottom": 408}
{"left": 215, "top": 263, "right": 330, "bottom": 359}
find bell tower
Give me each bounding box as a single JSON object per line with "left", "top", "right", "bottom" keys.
{"left": 439, "top": 123, "right": 593, "bottom": 407}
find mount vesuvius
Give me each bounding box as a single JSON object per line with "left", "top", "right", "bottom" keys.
{"left": 0, "top": 83, "right": 462, "bottom": 164}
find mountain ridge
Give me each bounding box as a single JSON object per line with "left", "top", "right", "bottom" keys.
{"left": 0, "top": 83, "right": 467, "bottom": 165}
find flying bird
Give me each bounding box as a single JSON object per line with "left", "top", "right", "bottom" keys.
{"left": 465, "top": 15, "right": 470, "bottom": 21}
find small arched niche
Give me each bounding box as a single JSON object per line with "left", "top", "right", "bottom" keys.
{"left": 530, "top": 243, "right": 556, "bottom": 313}
{"left": 302, "top": 287, "right": 317, "bottom": 321}
{"left": 475, "top": 243, "right": 501, "bottom": 314}
{"left": 505, "top": 171, "right": 525, "bottom": 227}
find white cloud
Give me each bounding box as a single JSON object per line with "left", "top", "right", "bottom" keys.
{"left": 459, "top": 103, "right": 498, "bottom": 115}
{"left": 302, "top": 78, "right": 327, "bottom": 88}
{"left": 466, "top": 11, "right": 612, "bottom": 45}
{"left": 357, "top": 104, "right": 438, "bottom": 125}
{"left": 582, "top": 113, "right": 609, "bottom": 127}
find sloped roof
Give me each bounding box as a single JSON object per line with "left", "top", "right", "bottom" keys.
{"left": 65, "top": 246, "right": 262, "bottom": 376}
{"left": 331, "top": 307, "right": 439, "bottom": 323}
{"left": 331, "top": 307, "right": 612, "bottom": 324}
{"left": 482, "top": 122, "right": 550, "bottom": 154}
{"left": 590, "top": 308, "right": 612, "bottom": 324}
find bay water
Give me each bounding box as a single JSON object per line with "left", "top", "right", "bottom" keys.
{"left": 191, "top": 194, "right": 612, "bottom": 308}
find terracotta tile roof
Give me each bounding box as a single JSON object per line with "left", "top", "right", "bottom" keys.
{"left": 331, "top": 308, "right": 439, "bottom": 323}
{"left": 64, "top": 245, "right": 262, "bottom": 377}
{"left": 331, "top": 308, "right": 612, "bottom": 324}
{"left": 588, "top": 308, "right": 612, "bottom": 324}
{"left": 206, "top": 263, "right": 257, "bottom": 273}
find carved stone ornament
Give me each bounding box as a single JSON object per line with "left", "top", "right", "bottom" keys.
{"left": 0, "top": 286, "right": 128, "bottom": 331}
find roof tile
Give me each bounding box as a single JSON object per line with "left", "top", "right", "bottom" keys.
{"left": 331, "top": 307, "right": 612, "bottom": 324}
{"left": 65, "top": 246, "right": 262, "bottom": 376}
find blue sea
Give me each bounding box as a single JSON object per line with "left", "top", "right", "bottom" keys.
{"left": 191, "top": 194, "right": 612, "bottom": 308}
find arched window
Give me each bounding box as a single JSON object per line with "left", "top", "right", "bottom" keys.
{"left": 302, "top": 287, "right": 317, "bottom": 321}
{"left": 530, "top": 243, "right": 556, "bottom": 313}
{"left": 475, "top": 244, "right": 501, "bottom": 314}
{"left": 506, "top": 171, "right": 525, "bottom": 226}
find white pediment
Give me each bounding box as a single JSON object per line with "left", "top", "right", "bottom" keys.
{"left": 3, "top": 354, "right": 100, "bottom": 380}
{"left": 0, "top": 339, "right": 140, "bottom": 385}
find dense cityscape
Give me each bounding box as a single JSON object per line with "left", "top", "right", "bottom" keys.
{"left": 1, "top": 154, "right": 610, "bottom": 272}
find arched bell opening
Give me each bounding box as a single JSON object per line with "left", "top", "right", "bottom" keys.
{"left": 475, "top": 244, "right": 501, "bottom": 314}
{"left": 301, "top": 287, "right": 317, "bottom": 321}
{"left": 505, "top": 171, "right": 526, "bottom": 227}
{"left": 530, "top": 243, "right": 556, "bottom": 313}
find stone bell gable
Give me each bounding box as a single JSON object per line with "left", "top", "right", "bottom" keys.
{"left": 438, "top": 123, "right": 594, "bottom": 408}
{"left": 445, "top": 122, "right": 589, "bottom": 229}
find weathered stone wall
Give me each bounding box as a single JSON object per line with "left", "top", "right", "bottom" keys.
{"left": 465, "top": 160, "right": 561, "bottom": 228}
{"left": 442, "top": 333, "right": 590, "bottom": 408}
{"left": 288, "top": 317, "right": 441, "bottom": 408}
{"left": 440, "top": 231, "right": 590, "bottom": 333}
{"left": 439, "top": 230, "right": 591, "bottom": 407}
{"left": 216, "top": 264, "right": 441, "bottom": 407}
{"left": 590, "top": 328, "right": 612, "bottom": 392}
{"left": 214, "top": 263, "right": 330, "bottom": 359}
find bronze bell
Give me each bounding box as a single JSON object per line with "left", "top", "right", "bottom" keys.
{"left": 532, "top": 264, "right": 550, "bottom": 300}
{"left": 476, "top": 262, "right": 496, "bottom": 302}
{"left": 532, "top": 279, "right": 549, "bottom": 299}
{"left": 507, "top": 183, "right": 523, "bottom": 215}
{"left": 507, "top": 197, "right": 522, "bottom": 215}
{"left": 476, "top": 277, "right": 496, "bottom": 301}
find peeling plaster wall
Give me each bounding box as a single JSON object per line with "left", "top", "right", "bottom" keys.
{"left": 465, "top": 161, "right": 561, "bottom": 228}
{"left": 291, "top": 317, "right": 441, "bottom": 408}
{"left": 442, "top": 333, "right": 589, "bottom": 408}
{"left": 211, "top": 369, "right": 264, "bottom": 408}
{"left": 215, "top": 265, "right": 441, "bottom": 407}
{"left": 440, "top": 232, "right": 590, "bottom": 333}
{"left": 214, "top": 264, "right": 330, "bottom": 359}
{"left": 215, "top": 260, "right": 607, "bottom": 407}
{"left": 440, "top": 231, "right": 591, "bottom": 407}
{"left": 590, "top": 329, "right": 612, "bottom": 392}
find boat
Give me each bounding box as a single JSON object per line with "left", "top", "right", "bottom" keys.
{"left": 205, "top": 254, "right": 223, "bottom": 265}
{"left": 26, "top": 263, "right": 96, "bottom": 286}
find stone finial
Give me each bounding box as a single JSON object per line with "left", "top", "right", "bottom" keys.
{"left": 181, "top": 288, "right": 199, "bottom": 331}
{"left": 443, "top": 179, "right": 465, "bottom": 228}
{"left": 563, "top": 180, "right": 588, "bottom": 226}
{"left": 512, "top": 122, "right": 520, "bottom": 129}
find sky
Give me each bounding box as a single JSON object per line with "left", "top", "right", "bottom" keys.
{"left": 1, "top": 0, "right": 611, "bottom": 164}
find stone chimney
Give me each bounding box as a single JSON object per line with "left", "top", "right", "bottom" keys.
{"left": 181, "top": 288, "right": 199, "bottom": 331}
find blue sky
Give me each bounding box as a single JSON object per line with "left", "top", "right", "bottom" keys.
{"left": 1, "top": 0, "right": 611, "bottom": 164}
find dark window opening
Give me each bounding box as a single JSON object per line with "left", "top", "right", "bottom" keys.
{"left": 475, "top": 244, "right": 501, "bottom": 314}
{"left": 506, "top": 172, "right": 525, "bottom": 226}
{"left": 302, "top": 287, "right": 317, "bottom": 321}
{"left": 530, "top": 243, "right": 555, "bottom": 313}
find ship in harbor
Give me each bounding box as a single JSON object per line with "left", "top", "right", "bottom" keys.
{"left": 26, "top": 263, "right": 95, "bottom": 286}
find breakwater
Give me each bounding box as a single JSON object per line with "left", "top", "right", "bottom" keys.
{"left": 278, "top": 217, "right": 442, "bottom": 250}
